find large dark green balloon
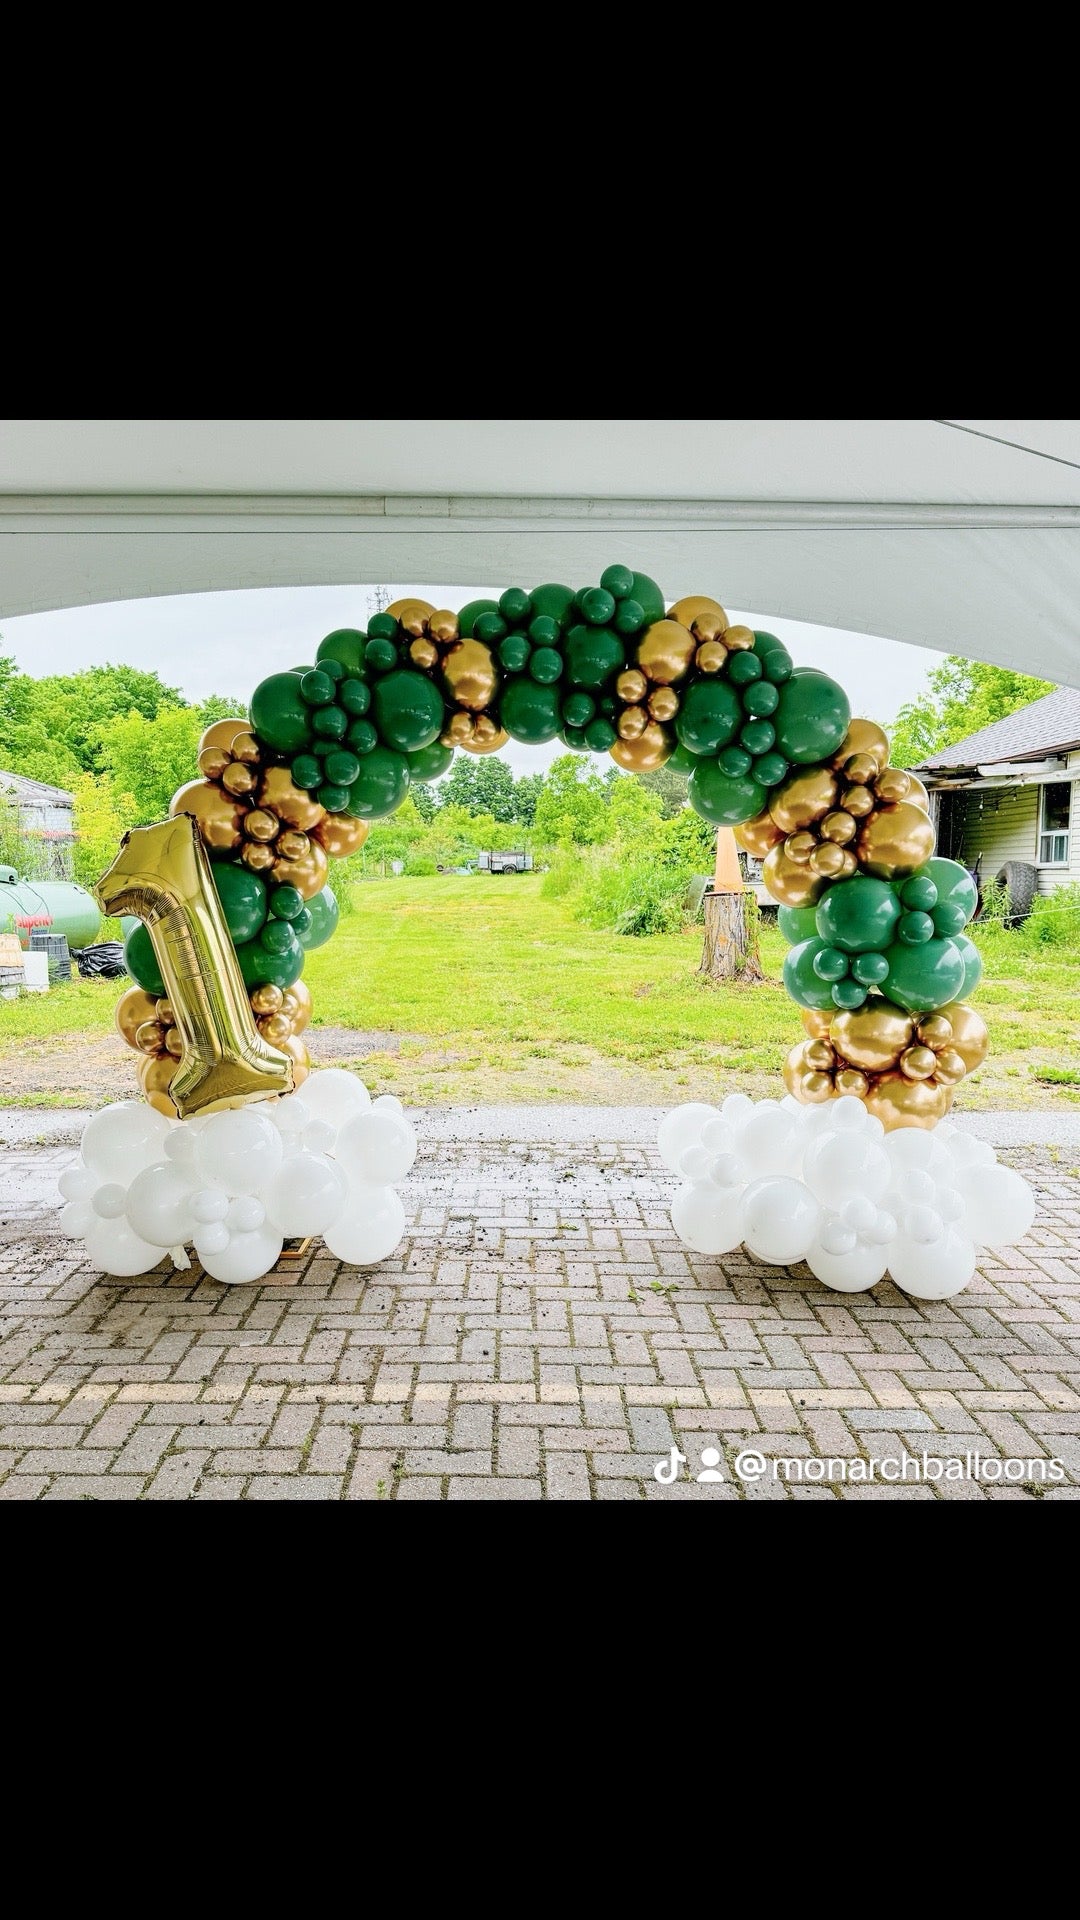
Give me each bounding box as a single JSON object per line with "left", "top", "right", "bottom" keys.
{"left": 372, "top": 670, "right": 445, "bottom": 753}
{"left": 815, "top": 876, "right": 902, "bottom": 954}
{"left": 921, "top": 857, "right": 978, "bottom": 922}
{"left": 675, "top": 679, "right": 741, "bottom": 756}
{"left": 529, "top": 584, "right": 577, "bottom": 630}
{"left": 563, "top": 625, "right": 625, "bottom": 690}
{"left": 688, "top": 759, "right": 765, "bottom": 826}
{"left": 250, "top": 672, "right": 313, "bottom": 754}
{"left": 317, "top": 629, "right": 367, "bottom": 675}
{"left": 456, "top": 599, "right": 501, "bottom": 639}
{"left": 773, "top": 668, "right": 851, "bottom": 765}
{"left": 952, "top": 932, "right": 983, "bottom": 998}
{"left": 666, "top": 742, "right": 699, "bottom": 775}
{"left": 211, "top": 862, "right": 268, "bottom": 946}
{"left": 236, "top": 931, "right": 304, "bottom": 992}
{"left": 778, "top": 904, "right": 820, "bottom": 945}
{"left": 500, "top": 679, "right": 563, "bottom": 743}
{"left": 298, "top": 885, "right": 339, "bottom": 951}
{"left": 407, "top": 741, "right": 454, "bottom": 782}
{"left": 878, "top": 936, "right": 967, "bottom": 1013}
{"left": 629, "top": 572, "right": 666, "bottom": 624}
{"left": 124, "top": 923, "right": 165, "bottom": 997}
{"left": 783, "top": 937, "right": 840, "bottom": 1011}
{"left": 346, "top": 747, "right": 411, "bottom": 819}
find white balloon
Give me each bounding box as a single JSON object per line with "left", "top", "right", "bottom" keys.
{"left": 372, "top": 1094, "right": 403, "bottom": 1113}
{"left": 888, "top": 1229, "right": 977, "bottom": 1299}
{"left": 679, "top": 1144, "right": 714, "bottom": 1181}
{"left": 735, "top": 1103, "right": 796, "bottom": 1175}
{"left": 721, "top": 1093, "right": 755, "bottom": 1124}
{"left": 81, "top": 1101, "right": 170, "bottom": 1183}
{"left": 58, "top": 1164, "right": 97, "bottom": 1203}
{"left": 302, "top": 1070, "right": 372, "bottom": 1133}
{"left": 92, "top": 1182, "right": 128, "bottom": 1219}
{"left": 194, "top": 1108, "right": 282, "bottom": 1195}
{"left": 897, "top": 1167, "right": 937, "bottom": 1205}
{"left": 267, "top": 1095, "right": 311, "bottom": 1136}
{"left": 803, "top": 1131, "right": 891, "bottom": 1206}
{"left": 227, "top": 1195, "right": 266, "bottom": 1233}
{"left": 885, "top": 1128, "right": 952, "bottom": 1179}
{"left": 671, "top": 1182, "right": 745, "bottom": 1255}
{"left": 700, "top": 1116, "right": 735, "bottom": 1153}
{"left": 740, "top": 1177, "right": 821, "bottom": 1265}
{"left": 708, "top": 1151, "right": 749, "bottom": 1190}
{"left": 263, "top": 1152, "right": 348, "bottom": 1237}
{"left": 937, "top": 1186, "right": 965, "bottom": 1224}
{"left": 820, "top": 1219, "right": 858, "bottom": 1256}
{"left": 164, "top": 1127, "right": 197, "bottom": 1166}
{"left": 840, "top": 1195, "right": 878, "bottom": 1235}
{"left": 335, "top": 1110, "right": 417, "bottom": 1185}
{"left": 863, "top": 1114, "right": 886, "bottom": 1142}
{"left": 84, "top": 1214, "right": 164, "bottom": 1277}
{"left": 194, "top": 1221, "right": 230, "bottom": 1256}
{"left": 657, "top": 1103, "right": 718, "bottom": 1173}
{"left": 191, "top": 1189, "right": 230, "bottom": 1224}
{"left": 60, "top": 1199, "right": 96, "bottom": 1239}
{"left": 829, "top": 1095, "right": 869, "bottom": 1132}
{"left": 196, "top": 1223, "right": 283, "bottom": 1284}
{"left": 955, "top": 1164, "right": 1036, "bottom": 1246}
{"left": 323, "top": 1183, "right": 406, "bottom": 1266}
{"left": 906, "top": 1204, "right": 944, "bottom": 1246}
{"left": 807, "top": 1238, "right": 890, "bottom": 1292}
{"left": 303, "top": 1119, "right": 336, "bottom": 1155}
{"left": 124, "top": 1161, "right": 196, "bottom": 1247}
{"left": 868, "top": 1209, "right": 899, "bottom": 1245}
{"left": 949, "top": 1133, "right": 997, "bottom": 1169}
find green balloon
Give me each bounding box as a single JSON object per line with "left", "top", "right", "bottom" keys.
{"left": 317, "top": 629, "right": 366, "bottom": 675}
{"left": 675, "top": 679, "right": 741, "bottom": 756}
{"left": 312, "top": 705, "right": 348, "bottom": 741}
{"left": 562, "top": 692, "right": 595, "bottom": 730}
{"left": 500, "top": 635, "right": 531, "bottom": 673}
{"left": 901, "top": 874, "right": 938, "bottom": 911}
{"left": 831, "top": 978, "right": 868, "bottom": 1010}
{"left": 363, "top": 637, "right": 398, "bottom": 673}
{"left": 561, "top": 728, "right": 589, "bottom": 752}
{"left": 237, "top": 933, "right": 304, "bottom": 993}
{"left": 952, "top": 931, "right": 983, "bottom": 998}
{"left": 499, "top": 588, "right": 532, "bottom": 624}
{"left": 778, "top": 905, "right": 820, "bottom": 945}
{"left": 629, "top": 572, "right": 666, "bottom": 624}
{"left": 270, "top": 885, "right": 304, "bottom": 922}
{"left": 291, "top": 754, "right": 322, "bottom": 790}
{"left": 123, "top": 923, "right": 165, "bottom": 997}
{"left": 317, "top": 783, "right": 350, "bottom": 812}
{"left": 879, "top": 936, "right": 967, "bottom": 1013}
{"left": 372, "top": 670, "right": 445, "bottom": 753}
{"left": 739, "top": 719, "right": 775, "bottom": 756}
{"left": 753, "top": 752, "right": 788, "bottom": 787}
{"left": 300, "top": 669, "right": 335, "bottom": 707}
{"left": 367, "top": 614, "right": 398, "bottom": 641}
{"left": 665, "top": 742, "right": 698, "bottom": 774}
{"left": 816, "top": 876, "right": 902, "bottom": 954}
{"left": 613, "top": 598, "right": 645, "bottom": 636}
{"left": 600, "top": 564, "right": 634, "bottom": 599}
{"left": 688, "top": 760, "right": 765, "bottom": 827}
{"left": 529, "top": 647, "right": 564, "bottom": 685}
{"left": 743, "top": 680, "right": 780, "bottom": 718}
{"left": 922, "top": 858, "right": 978, "bottom": 921}
{"left": 348, "top": 719, "right": 378, "bottom": 755}
{"left": 563, "top": 624, "right": 625, "bottom": 689}
{"left": 338, "top": 679, "right": 371, "bottom": 717}
{"left": 292, "top": 907, "right": 313, "bottom": 939}
{"left": 718, "top": 746, "right": 753, "bottom": 777}
{"left": 324, "top": 749, "right": 361, "bottom": 788}
{"left": 813, "top": 946, "right": 849, "bottom": 981}
{"left": 584, "top": 717, "right": 617, "bottom": 751}
{"left": 528, "top": 584, "right": 577, "bottom": 630}
{"left": 898, "top": 910, "right": 935, "bottom": 945}
{"left": 852, "top": 951, "right": 890, "bottom": 986}
{"left": 250, "top": 672, "right": 312, "bottom": 754}
{"left": 346, "top": 747, "right": 410, "bottom": 819}
{"left": 260, "top": 918, "right": 296, "bottom": 956}
{"left": 528, "top": 616, "right": 559, "bottom": 647}
{"left": 728, "top": 652, "right": 763, "bottom": 686}
{"left": 773, "top": 668, "right": 851, "bottom": 764}
{"left": 407, "top": 741, "right": 454, "bottom": 782}
{"left": 298, "top": 885, "right": 339, "bottom": 951}
{"left": 211, "top": 862, "right": 268, "bottom": 945}
{"left": 475, "top": 610, "right": 508, "bottom": 644}
{"left": 753, "top": 632, "right": 793, "bottom": 684}
{"left": 500, "top": 678, "right": 563, "bottom": 743}
{"left": 932, "top": 900, "right": 969, "bottom": 938}
{"left": 783, "top": 937, "right": 840, "bottom": 1011}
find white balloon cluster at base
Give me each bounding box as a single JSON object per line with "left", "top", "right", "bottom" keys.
{"left": 660, "top": 1093, "right": 1036, "bottom": 1300}
{"left": 57, "top": 1070, "right": 416, "bottom": 1285}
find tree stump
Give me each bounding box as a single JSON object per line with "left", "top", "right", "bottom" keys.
{"left": 699, "top": 889, "right": 765, "bottom": 982}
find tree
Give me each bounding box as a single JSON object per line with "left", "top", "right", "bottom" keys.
{"left": 197, "top": 694, "right": 248, "bottom": 727}
{"left": 532, "top": 756, "right": 609, "bottom": 847}
{"left": 511, "top": 772, "right": 544, "bottom": 826}
{"left": 99, "top": 707, "right": 206, "bottom": 820}
{"left": 888, "top": 657, "right": 1055, "bottom": 769}
{"left": 638, "top": 765, "right": 690, "bottom": 818}
{"left": 69, "top": 772, "right": 139, "bottom": 888}
{"left": 0, "top": 660, "right": 187, "bottom": 775}
{"left": 438, "top": 756, "right": 518, "bottom": 821}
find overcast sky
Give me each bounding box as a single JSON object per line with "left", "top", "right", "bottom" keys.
{"left": 0, "top": 584, "right": 950, "bottom": 777}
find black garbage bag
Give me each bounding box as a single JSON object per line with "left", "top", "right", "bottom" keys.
{"left": 75, "top": 941, "right": 127, "bottom": 979}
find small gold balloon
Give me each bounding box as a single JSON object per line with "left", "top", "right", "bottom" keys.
{"left": 932, "top": 1048, "right": 968, "bottom": 1087}
{"left": 272, "top": 838, "right": 329, "bottom": 900}
{"left": 857, "top": 802, "right": 935, "bottom": 880}
{"left": 221, "top": 761, "right": 257, "bottom": 797}
{"left": 441, "top": 639, "right": 499, "bottom": 711}
{"left": 875, "top": 766, "right": 912, "bottom": 805}
{"left": 608, "top": 724, "right": 673, "bottom": 772}
{"left": 833, "top": 719, "right": 889, "bottom": 773}
{"left": 801, "top": 1008, "right": 834, "bottom": 1040}
{"left": 198, "top": 718, "right": 248, "bottom": 757}
{"left": 734, "top": 810, "right": 784, "bottom": 859}
{"left": 443, "top": 711, "right": 474, "bottom": 746}
{"left": 785, "top": 832, "right": 817, "bottom": 864}
{"left": 169, "top": 778, "right": 248, "bottom": 854}
{"left": 471, "top": 714, "right": 502, "bottom": 743}
{"left": 242, "top": 841, "right": 276, "bottom": 873}
{"left": 916, "top": 1013, "right": 953, "bottom": 1050}
{"left": 810, "top": 842, "right": 847, "bottom": 877}
{"left": 251, "top": 983, "right": 285, "bottom": 1017}
{"left": 936, "top": 1002, "right": 989, "bottom": 1072}
{"left": 802, "top": 1070, "right": 837, "bottom": 1104}
{"left": 114, "top": 987, "right": 160, "bottom": 1049}
{"left": 428, "top": 610, "right": 460, "bottom": 644}
{"left": 312, "top": 812, "right": 370, "bottom": 858}
{"left": 409, "top": 638, "right": 439, "bottom": 670}
{"left": 636, "top": 619, "right": 697, "bottom": 685}
{"left": 905, "top": 773, "right": 931, "bottom": 813}
{"left": 258, "top": 766, "right": 326, "bottom": 833}
{"left": 900, "top": 1044, "right": 938, "bottom": 1081}
{"left": 842, "top": 784, "right": 875, "bottom": 819}
{"left": 135, "top": 1019, "right": 166, "bottom": 1056}
{"left": 229, "top": 731, "right": 261, "bottom": 767}
{"left": 830, "top": 1001, "right": 915, "bottom": 1074}
{"left": 198, "top": 746, "right": 234, "bottom": 781}
{"left": 762, "top": 843, "right": 827, "bottom": 908}
{"left": 695, "top": 641, "right": 727, "bottom": 673}
{"left": 258, "top": 1012, "right": 293, "bottom": 1047}
{"left": 722, "top": 624, "right": 755, "bottom": 651}
{"left": 667, "top": 596, "right": 729, "bottom": 643}
{"left": 245, "top": 807, "right": 280, "bottom": 845}
{"left": 820, "top": 809, "right": 857, "bottom": 845}
{"left": 616, "top": 669, "right": 648, "bottom": 704}
{"left": 617, "top": 705, "right": 648, "bottom": 740}
{"left": 845, "top": 753, "right": 879, "bottom": 787}
{"left": 155, "top": 999, "right": 175, "bottom": 1028}
{"left": 835, "top": 1068, "right": 869, "bottom": 1098}
{"left": 461, "top": 725, "right": 509, "bottom": 755}
{"left": 769, "top": 766, "right": 840, "bottom": 834}
{"left": 138, "top": 1052, "right": 180, "bottom": 1103}
{"left": 863, "top": 1071, "right": 949, "bottom": 1131}
{"left": 386, "top": 598, "right": 435, "bottom": 635}
{"left": 165, "top": 1026, "right": 184, "bottom": 1059}
{"left": 281, "top": 978, "right": 313, "bottom": 1034}
{"left": 805, "top": 1038, "right": 836, "bottom": 1071}
{"left": 649, "top": 688, "right": 679, "bottom": 722}
{"left": 283, "top": 1034, "right": 311, "bottom": 1087}
{"left": 783, "top": 1042, "right": 810, "bottom": 1098}
{"left": 276, "top": 829, "right": 309, "bottom": 862}
{"left": 835, "top": 849, "right": 859, "bottom": 879}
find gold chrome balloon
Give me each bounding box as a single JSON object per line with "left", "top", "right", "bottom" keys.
{"left": 198, "top": 718, "right": 249, "bottom": 757}
{"left": 762, "top": 843, "right": 827, "bottom": 908}
{"left": 134, "top": 1019, "right": 166, "bottom": 1056}
{"left": 875, "top": 767, "right": 912, "bottom": 805}
{"left": 900, "top": 1044, "right": 938, "bottom": 1081}
{"left": 769, "top": 767, "right": 839, "bottom": 834}
{"left": 386, "top": 597, "right": 435, "bottom": 633}
{"left": 932, "top": 1049, "right": 968, "bottom": 1086}
{"left": 863, "top": 1071, "right": 949, "bottom": 1131}
{"left": 229, "top": 731, "right": 262, "bottom": 767}
{"left": 617, "top": 705, "right": 647, "bottom": 740}
{"left": 169, "top": 779, "right": 249, "bottom": 854}
{"left": 842, "top": 784, "right": 875, "bottom": 819}
{"left": 809, "top": 842, "right": 847, "bottom": 877}
{"left": 258, "top": 1012, "right": 293, "bottom": 1047}
{"left": 835, "top": 1068, "right": 869, "bottom": 1098}
{"left": 734, "top": 810, "right": 784, "bottom": 859}
{"left": 609, "top": 724, "right": 673, "bottom": 772}
{"left": 722, "top": 624, "right": 755, "bottom": 651}
{"left": 820, "top": 809, "right": 857, "bottom": 845}
{"left": 804, "top": 1038, "right": 836, "bottom": 1071}
{"left": 114, "top": 987, "right": 161, "bottom": 1050}
{"left": 441, "top": 639, "right": 498, "bottom": 711}
{"left": 905, "top": 773, "right": 931, "bottom": 812}
{"left": 616, "top": 669, "right": 648, "bottom": 704}
{"left": 428, "top": 610, "right": 460, "bottom": 644}
{"left": 165, "top": 1027, "right": 184, "bottom": 1059}
{"left": 833, "top": 719, "right": 889, "bottom": 773}
{"left": 936, "top": 1002, "right": 989, "bottom": 1072}
{"left": 244, "top": 807, "right": 280, "bottom": 844}
{"left": 410, "top": 638, "right": 439, "bottom": 670}
{"left": 283, "top": 1034, "right": 311, "bottom": 1087}
{"left": 785, "top": 832, "right": 817, "bottom": 863}
{"left": 443, "top": 710, "right": 474, "bottom": 746}
{"left": 312, "top": 813, "right": 370, "bottom": 859}
{"left": 857, "top": 802, "right": 935, "bottom": 879}
{"left": 155, "top": 999, "right": 175, "bottom": 1028}
{"left": 137, "top": 1050, "right": 180, "bottom": 1117}
{"left": 258, "top": 766, "right": 327, "bottom": 833}
{"left": 829, "top": 1000, "right": 914, "bottom": 1073}
{"left": 636, "top": 620, "right": 696, "bottom": 685}
{"left": 649, "top": 687, "right": 680, "bottom": 723}
{"left": 95, "top": 814, "right": 293, "bottom": 1117}
{"left": 695, "top": 641, "right": 727, "bottom": 674}
{"left": 916, "top": 1013, "right": 953, "bottom": 1050}
{"left": 801, "top": 1069, "right": 836, "bottom": 1104}
{"left": 783, "top": 1041, "right": 811, "bottom": 1097}
{"left": 667, "top": 596, "right": 728, "bottom": 643}
{"left": 242, "top": 842, "right": 276, "bottom": 873}
{"left": 199, "top": 745, "right": 235, "bottom": 781}
{"left": 800, "top": 1008, "right": 834, "bottom": 1040}
{"left": 221, "top": 761, "right": 257, "bottom": 798}
{"left": 281, "top": 978, "right": 313, "bottom": 1035}
{"left": 251, "top": 983, "right": 285, "bottom": 1017}
{"left": 844, "top": 753, "right": 879, "bottom": 788}
{"left": 272, "top": 837, "right": 329, "bottom": 899}
{"left": 461, "top": 718, "right": 510, "bottom": 754}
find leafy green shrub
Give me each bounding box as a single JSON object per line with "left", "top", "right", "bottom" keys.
{"left": 1024, "top": 882, "right": 1080, "bottom": 947}
{"left": 540, "top": 851, "right": 584, "bottom": 900}
{"left": 404, "top": 855, "right": 438, "bottom": 877}
{"left": 976, "top": 875, "right": 1010, "bottom": 926}
{"left": 576, "top": 854, "right": 702, "bottom": 936}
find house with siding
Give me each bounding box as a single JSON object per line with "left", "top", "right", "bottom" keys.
{"left": 0, "top": 771, "right": 76, "bottom": 878}
{"left": 914, "top": 688, "right": 1080, "bottom": 906}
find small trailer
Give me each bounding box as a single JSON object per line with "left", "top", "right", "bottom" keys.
{"left": 477, "top": 849, "right": 533, "bottom": 874}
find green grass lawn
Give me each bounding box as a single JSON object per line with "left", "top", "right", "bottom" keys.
{"left": 1, "top": 874, "right": 1077, "bottom": 1109}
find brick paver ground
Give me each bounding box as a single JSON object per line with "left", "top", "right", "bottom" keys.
{"left": 2, "top": 1126, "right": 1079, "bottom": 1500}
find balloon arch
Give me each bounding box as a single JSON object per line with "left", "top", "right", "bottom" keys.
{"left": 56, "top": 567, "right": 1032, "bottom": 1295}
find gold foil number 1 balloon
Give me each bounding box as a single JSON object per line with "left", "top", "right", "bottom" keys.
{"left": 94, "top": 814, "right": 294, "bottom": 1118}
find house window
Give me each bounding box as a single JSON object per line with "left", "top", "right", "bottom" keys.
{"left": 1038, "top": 781, "right": 1072, "bottom": 866}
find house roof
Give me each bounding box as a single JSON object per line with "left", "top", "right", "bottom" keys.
{"left": 915, "top": 687, "right": 1080, "bottom": 771}
{"left": 0, "top": 769, "right": 76, "bottom": 805}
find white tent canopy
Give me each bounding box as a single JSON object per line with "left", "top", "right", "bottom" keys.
{"left": 3, "top": 419, "right": 1079, "bottom": 686}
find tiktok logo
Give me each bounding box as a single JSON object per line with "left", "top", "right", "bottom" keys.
{"left": 653, "top": 1447, "right": 726, "bottom": 1484}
